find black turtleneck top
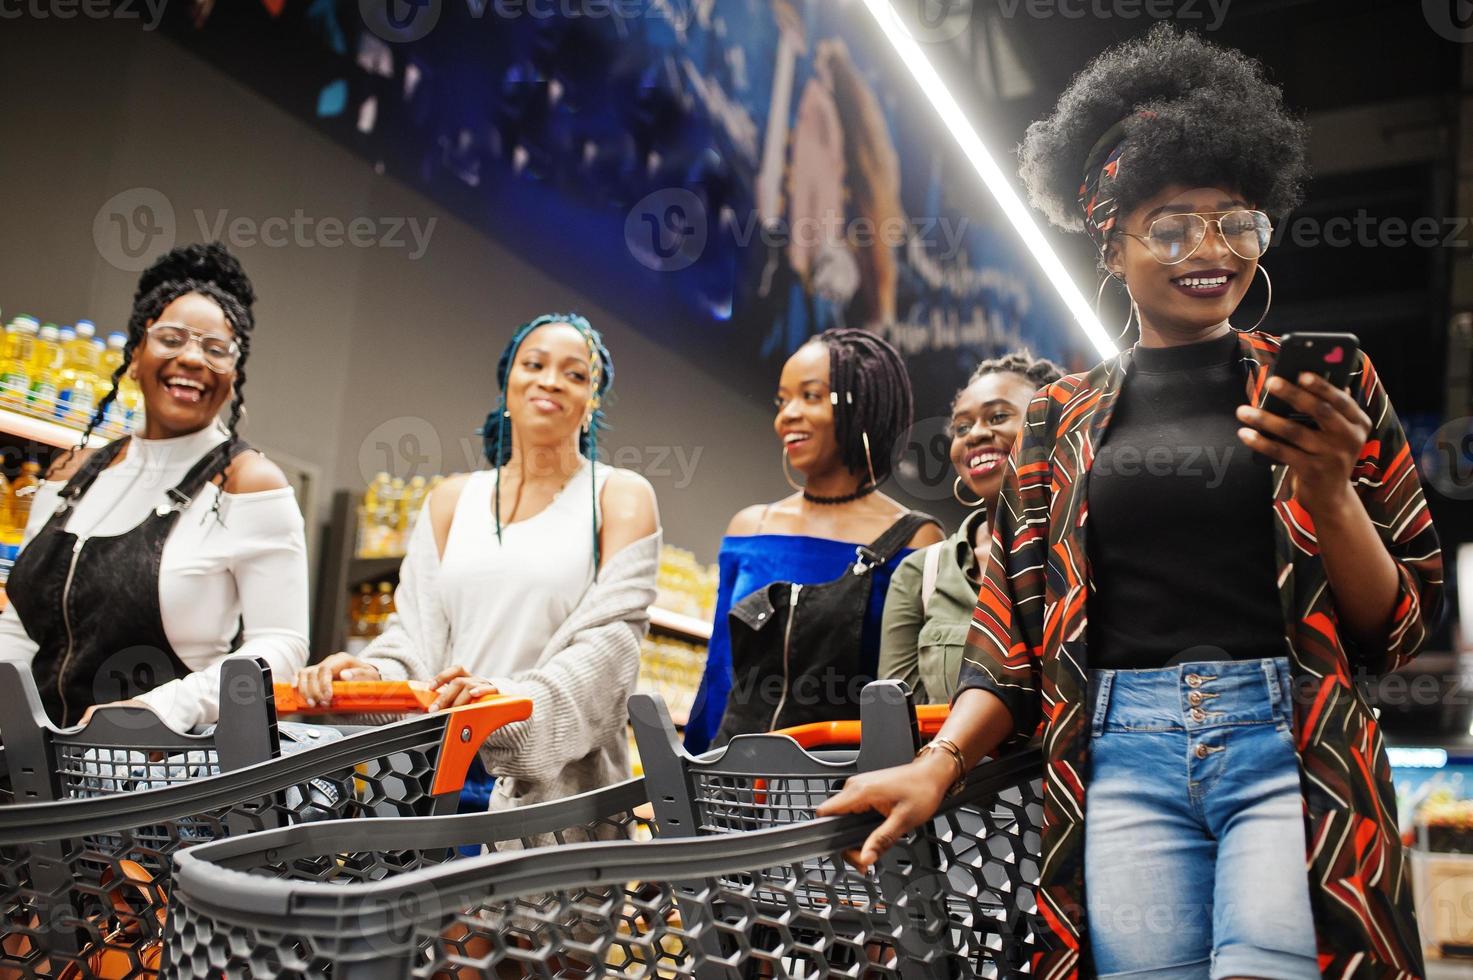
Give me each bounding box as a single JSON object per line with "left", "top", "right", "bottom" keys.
{"left": 1085, "top": 331, "right": 1287, "bottom": 670}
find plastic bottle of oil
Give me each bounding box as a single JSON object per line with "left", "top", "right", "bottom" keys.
{"left": 5, "top": 460, "right": 42, "bottom": 546}
{"left": 26, "top": 324, "right": 64, "bottom": 418}
{"left": 56, "top": 320, "right": 99, "bottom": 426}
{"left": 0, "top": 316, "right": 39, "bottom": 410}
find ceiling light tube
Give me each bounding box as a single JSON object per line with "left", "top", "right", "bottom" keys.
{"left": 859, "top": 0, "right": 1117, "bottom": 359}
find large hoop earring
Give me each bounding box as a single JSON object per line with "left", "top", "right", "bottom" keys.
{"left": 1233, "top": 264, "right": 1272, "bottom": 332}
{"left": 953, "top": 476, "right": 985, "bottom": 508}
{"left": 782, "top": 450, "right": 805, "bottom": 494}
{"left": 860, "top": 430, "right": 878, "bottom": 488}
{"left": 1095, "top": 274, "right": 1138, "bottom": 345}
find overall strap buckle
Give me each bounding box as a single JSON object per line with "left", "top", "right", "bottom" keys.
{"left": 157, "top": 487, "right": 193, "bottom": 516}
{"left": 851, "top": 546, "right": 883, "bottom": 576}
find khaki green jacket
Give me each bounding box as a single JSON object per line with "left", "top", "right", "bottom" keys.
{"left": 877, "top": 508, "right": 987, "bottom": 704}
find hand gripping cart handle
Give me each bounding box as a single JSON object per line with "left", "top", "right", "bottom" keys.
{"left": 0, "top": 660, "right": 529, "bottom": 979}
{"left": 162, "top": 681, "right": 1044, "bottom": 978}
{"left": 163, "top": 740, "right": 1044, "bottom": 977}
{"left": 272, "top": 680, "right": 454, "bottom": 716}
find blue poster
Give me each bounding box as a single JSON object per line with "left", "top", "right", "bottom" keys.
{"left": 161, "top": 0, "right": 1092, "bottom": 425}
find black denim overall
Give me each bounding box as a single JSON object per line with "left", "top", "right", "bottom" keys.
{"left": 714, "top": 511, "right": 938, "bottom": 746}
{"left": 7, "top": 436, "right": 249, "bottom": 726}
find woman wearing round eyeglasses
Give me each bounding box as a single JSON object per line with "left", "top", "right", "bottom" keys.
{"left": 0, "top": 242, "right": 309, "bottom": 731}
{"left": 821, "top": 27, "right": 1443, "bottom": 978}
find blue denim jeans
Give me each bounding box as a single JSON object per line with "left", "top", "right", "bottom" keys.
{"left": 1083, "top": 658, "right": 1318, "bottom": 979}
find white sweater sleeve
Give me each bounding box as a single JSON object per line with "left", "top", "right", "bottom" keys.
{"left": 135, "top": 489, "right": 311, "bottom": 731}
{"left": 0, "top": 481, "right": 65, "bottom": 667}
{"left": 360, "top": 503, "right": 450, "bottom": 683}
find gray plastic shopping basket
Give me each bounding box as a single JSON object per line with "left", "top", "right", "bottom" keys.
{"left": 0, "top": 658, "right": 286, "bottom": 807}
{"left": 0, "top": 660, "right": 530, "bottom": 978}
{"left": 161, "top": 687, "right": 1045, "bottom": 978}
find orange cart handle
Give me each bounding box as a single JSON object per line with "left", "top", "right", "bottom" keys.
{"left": 430, "top": 695, "right": 533, "bottom": 796}
{"left": 273, "top": 679, "right": 491, "bottom": 716}
{"left": 771, "top": 704, "right": 951, "bottom": 750}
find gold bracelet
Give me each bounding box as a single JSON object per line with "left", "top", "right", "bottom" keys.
{"left": 917, "top": 737, "right": 967, "bottom": 797}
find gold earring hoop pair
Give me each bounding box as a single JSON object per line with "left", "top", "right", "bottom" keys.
{"left": 1096, "top": 264, "right": 1273, "bottom": 341}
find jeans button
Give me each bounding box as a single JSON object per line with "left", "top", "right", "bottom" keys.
{"left": 1188, "top": 691, "right": 1204, "bottom": 706}
{"left": 1194, "top": 743, "right": 1209, "bottom": 759}
{"left": 1186, "top": 674, "right": 1202, "bottom": 688}
{"left": 1191, "top": 707, "right": 1206, "bottom": 723}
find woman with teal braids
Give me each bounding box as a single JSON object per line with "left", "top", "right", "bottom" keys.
{"left": 295, "top": 313, "right": 661, "bottom": 813}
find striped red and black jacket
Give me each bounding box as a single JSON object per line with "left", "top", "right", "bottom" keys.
{"left": 959, "top": 329, "right": 1444, "bottom": 979}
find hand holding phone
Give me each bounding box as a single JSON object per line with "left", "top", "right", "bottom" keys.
{"left": 1250, "top": 332, "right": 1359, "bottom": 463}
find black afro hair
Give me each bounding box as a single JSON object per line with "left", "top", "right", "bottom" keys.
{"left": 1018, "top": 24, "right": 1309, "bottom": 237}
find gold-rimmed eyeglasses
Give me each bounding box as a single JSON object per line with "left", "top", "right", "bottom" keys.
{"left": 1117, "top": 209, "right": 1274, "bottom": 265}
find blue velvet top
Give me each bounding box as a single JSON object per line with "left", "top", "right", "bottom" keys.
{"left": 683, "top": 533, "right": 917, "bottom": 753}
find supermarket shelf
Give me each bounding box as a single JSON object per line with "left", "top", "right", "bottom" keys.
{"left": 348, "top": 555, "right": 404, "bottom": 582}
{"left": 0, "top": 406, "right": 107, "bottom": 449}
{"left": 649, "top": 606, "right": 712, "bottom": 643}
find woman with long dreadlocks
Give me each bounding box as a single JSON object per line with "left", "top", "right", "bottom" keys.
{"left": 294, "top": 313, "right": 660, "bottom": 812}
{"left": 0, "top": 242, "right": 309, "bottom": 732}
{"left": 683, "top": 327, "right": 942, "bottom": 754}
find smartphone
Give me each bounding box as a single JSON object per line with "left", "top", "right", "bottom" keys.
{"left": 1252, "top": 331, "right": 1359, "bottom": 461}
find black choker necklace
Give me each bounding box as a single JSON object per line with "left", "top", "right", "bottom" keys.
{"left": 803, "top": 482, "right": 879, "bottom": 506}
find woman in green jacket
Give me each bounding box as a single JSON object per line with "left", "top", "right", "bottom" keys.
{"left": 877, "top": 352, "right": 1061, "bottom": 703}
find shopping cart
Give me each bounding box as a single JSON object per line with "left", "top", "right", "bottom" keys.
{"left": 0, "top": 660, "right": 530, "bottom": 978}
{"left": 162, "top": 685, "right": 1045, "bottom": 978}
{"left": 632, "top": 682, "right": 1039, "bottom": 978}
{"left": 0, "top": 658, "right": 286, "bottom": 806}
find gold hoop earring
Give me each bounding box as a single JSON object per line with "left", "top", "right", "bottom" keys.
{"left": 1095, "top": 274, "right": 1138, "bottom": 345}
{"left": 860, "top": 431, "right": 878, "bottom": 487}
{"left": 1234, "top": 264, "right": 1272, "bottom": 332}
{"left": 953, "top": 476, "right": 985, "bottom": 508}
{"left": 781, "top": 450, "right": 805, "bottom": 494}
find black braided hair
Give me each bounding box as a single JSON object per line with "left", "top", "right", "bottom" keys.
{"left": 69, "top": 242, "right": 256, "bottom": 516}
{"left": 954, "top": 350, "right": 1065, "bottom": 412}
{"left": 805, "top": 328, "right": 913, "bottom": 485}
{"left": 479, "top": 313, "right": 614, "bottom": 576}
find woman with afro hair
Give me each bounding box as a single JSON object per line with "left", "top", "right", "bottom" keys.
{"left": 822, "top": 25, "right": 1443, "bottom": 978}
{"left": 0, "top": 243, "right": 309, "bottom": 733}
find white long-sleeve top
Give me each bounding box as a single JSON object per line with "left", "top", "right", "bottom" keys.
{"left": 0, "top": 423, "right": 310, "bottom": 731}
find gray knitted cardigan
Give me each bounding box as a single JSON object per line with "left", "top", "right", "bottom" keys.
{"left": 361, "top": 527, "right": 660, "bottom": 810}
